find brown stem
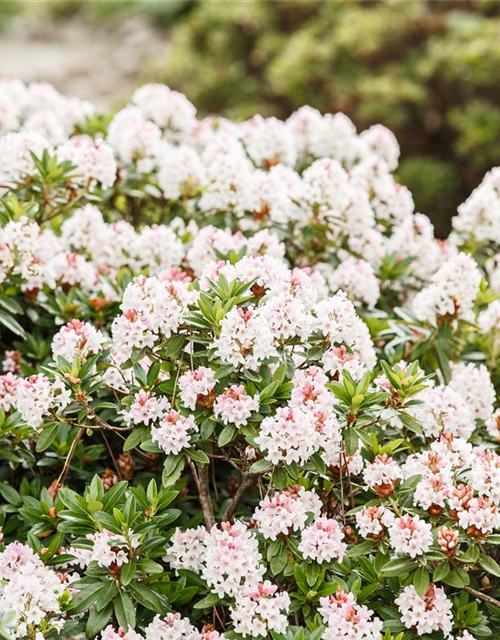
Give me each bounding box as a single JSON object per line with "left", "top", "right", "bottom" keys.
{"left": 339, "top": 454, "right": 346, "bottom": 525}
{"left": 57, "top": 427, "right": 85, "bottom": 486}
{"left": 222, "top": 473, "right": 255, "bottom": 522}
{"left": 464, "top": 585, "right": 500, "bottom": 608}
{"left": 343, "top": 446, "right": 356, "bottom": 510}
{"left": 101, "top": 430, "right": 122, "bottom": 480}
{"left": 187, "top": 458, "right": 215, "bottom": 529}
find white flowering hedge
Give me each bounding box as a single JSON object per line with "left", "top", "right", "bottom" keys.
{"left": 0, "top": 79, "right": 499, "bottom": 640}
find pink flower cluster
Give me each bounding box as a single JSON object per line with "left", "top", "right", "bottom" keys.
{"left": 51, "top": 318, "right": 105, "bottom": 361}
{"left": 167, "top": 521, "right": 264, "bottom": 599}
{"left": 388, "top": 514, "right": 433, "bottom": 558}
{"left": 318, "top": 589, "right": 383, "bottom": 640}
{"left": 253, "top": 487, "right": 322, "bottom": 540}
{"left": 213, "top": 385, "right": 259, "bottom": 427}
{"left": 298, "top": 517, "right": 346, "bottom": 563}
{"left": 0, "top": 543, "right": 73, "bottom": 639}
{"left": 230, "top": 581, "right": 290, "bottom": 637}
{"left": 396, "top": 585, "right": 453, "bottom": 636}
{"left": 178, "top": 367, "right": 217, "bottom": 411}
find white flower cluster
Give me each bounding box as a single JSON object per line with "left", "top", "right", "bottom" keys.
{"left": 396, "top": 585, "right": 453, "bottom": 637}
{"left": 0, "top": 543, "right": 73, "bottom": 639}
{"left": 453, "top": 166, "right": 500, "bottom": 245}
{"left": 0, "top": 78, "right": 462, "bottom": 313}
{"left": 52, "top": 319, "right": 105, "bottom": 361}
{"left": 253, "top": 486, "right": 322, "bottom": 540}
{"left": 100, "top": 612, "right": 227, "bottom": 640}
{"left": 298, "top": 517, "right": 346, "bottom": 563}
{"left": 167, "top": 521, "right": 264, "bottom": 598}
{"left": 318, "top": 589, "right": 383, "bottom": 640}
{"left": 13, "top": 373, "right": 70, "bottom": 428}
{"left": 165, "top": 522, "right": 289, "bottom": 636}
{"left": 412, "top": 252, "right": 482, "bottom": 325}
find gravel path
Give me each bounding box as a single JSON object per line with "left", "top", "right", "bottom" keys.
{"left": 0, "top": 15, "right": 168, "bottom": 108}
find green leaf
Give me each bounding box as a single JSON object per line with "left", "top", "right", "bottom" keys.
{"left": 294, "top": 564, "right": 309, "bottom": 593}
{"left": 115, "top": 591, "right": 136, "bottom": 631}
{"left": 162, "top": 455, "right": 185, "bottom": 487}
{"left": 270, "top": 544, "right": 288, "bottom": 575}
{"left": 70, "top": 585, "right": 102, "bottom": 614}
{"left": 259, "top": 380, "right": 279, "bottom": 403}
{"left": 136, "top": 559, "right": 164, "bottom": 574}
{"left": 344, "top": 427, "right": 358, "bottom": 456}
{"left": 441, "top": 567, "right": 469, "bottom": 588}
{"left": 193, "top": 593, "right": 221, "bottom": 610}
{"left": 0, "top": 294, "right": 22, "bottom": 314}
{"left": 165, "top": 334, "right": 186, "bottom": 358}
{"left": 186, "top": 448, "right": 210, "bottom": 465}
{"left": 218, "top": 424, "right": 237, "bottom": 447}
{"left": 413, "top": 566, "right": 430, "bottom": 597}
{"left": 398, "top": 412, "right": 423, "bottom": 436}
{"left": 249, "top": 458, "right": 273, "bottom": 474}
{"left": 123, "top": 428, "right": 146, "bottom": 452}
{"left": 346, "top": 539, "right": 374, "bottom": 557}
{"left": 0, "top": 482, "right": 21, "bottom": 506}
{"left": 86, "top": 603, "right": 113, "bottom": 638}
{"left": 102, "top": 481, "right": 128, "bottom": 512}
{"left": 456, "top": 545, "right": 479, "bottom": 564}
{"left": 35, "top": 422, "right": 61, "bottom": 452}
{"left": 436, "top": 342, "right": 451, "bottom": 384}
{"left": 433, "top": 561, "right": 450, "bottom": 582}
{"left": 133, "top": 362, "right": 147, "bottom": 387}
{"left": 380, "top": 557, "right": 417, "bottom": 577}
{"left": 127, "top": 583, "right": 163, "bottom": 613}
{"left": 95, "top": 580, "right": 116, "bottom": 611}
{"left": 0, "top": 309, "right": 26, "bottom": 338}
{"left": 479, "top": 553, "right": 500, "bottom": 578}
{"left": 87, "top": 501, "right": 104, "bottom": 512}
{"left": 121, "top": 560, "right": 137, "bottom": 586}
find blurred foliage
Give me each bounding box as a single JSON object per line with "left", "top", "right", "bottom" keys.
{"left": 146, "top": 0, "right": 500, "bottom": 236}
{"left": 0, "top": 0, "right": 195, "bottom": 28}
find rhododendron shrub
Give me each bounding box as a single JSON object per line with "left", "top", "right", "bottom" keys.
{"left": 1, "top": 81, "right": 500, "bottom": 640}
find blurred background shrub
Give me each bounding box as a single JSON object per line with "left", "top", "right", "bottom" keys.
{"left": 3, "top": 0, "right": 500, "bottom": 235}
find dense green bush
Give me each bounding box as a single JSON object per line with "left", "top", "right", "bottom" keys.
{"left": 151, "top": 0, "right": 500, "bottom": 235}
{"left": 2, "top": 77, "right": 500, "bottom": 640}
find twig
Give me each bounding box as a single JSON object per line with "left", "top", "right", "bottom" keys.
{"left": 187, "top": 458, "right": 215, "bottom": 529}
{"left": 57, "top": 427, "right": 85, "bottom": 486}
{"left": 464, "top": 585, "right": 500, "bottom": 608}
{"left": 344, "top": 448, "right": 356, "bottom": 509}
{"left": 172, "top": 350, "right": 185, "bottom": 405}
{"left": 339, "top": 454, "right": 346, "bottom": 525}
{"left": 222, "top": 473, "right": 255, "bottom": 522}
{"left": 101, "top": 430, "right": 122, "bottom": 480}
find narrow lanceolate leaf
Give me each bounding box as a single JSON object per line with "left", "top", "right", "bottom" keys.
{"left": 0, "top": 310, "right": 26, "bottom": 338}
{"left": 115, "top": 591, "right": 136, "bottom": 631}
{"left": 120, "top": 560, "right": 137, "bottom": 586}
{"left": 35, "top": 422, "right": 60, "bottom": 452}
{"left": 344, "top": 426, "right": 358, "bottom": 456}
